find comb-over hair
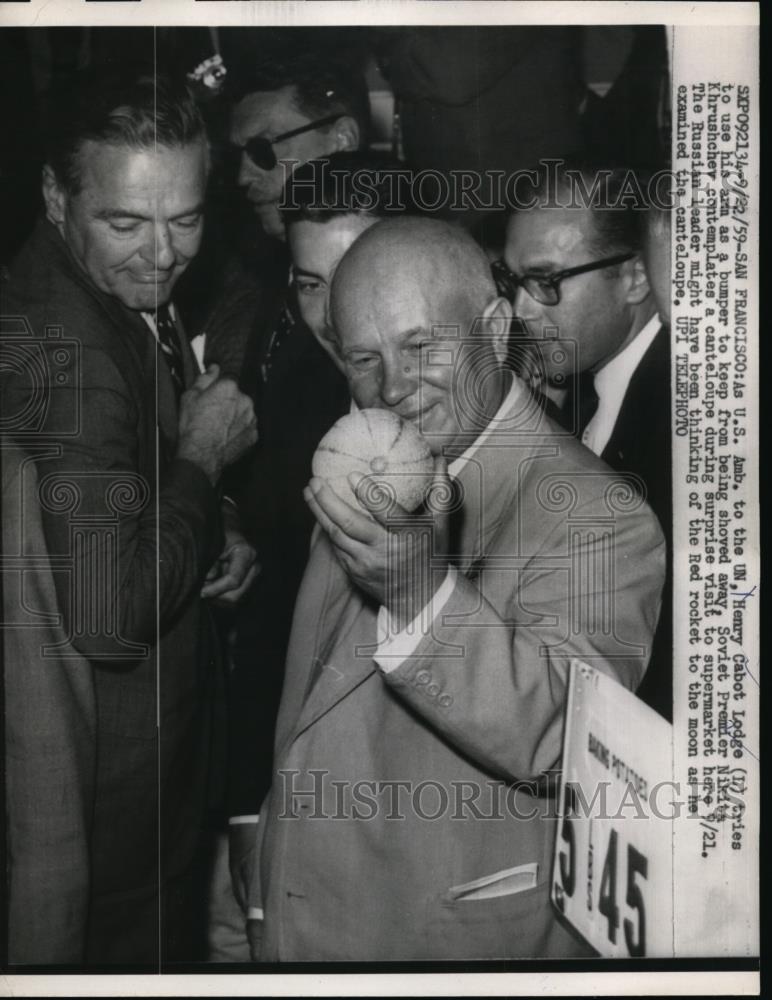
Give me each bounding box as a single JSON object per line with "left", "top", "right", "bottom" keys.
{"left": 45, "top": 66, "right": 207, "bottom": 194}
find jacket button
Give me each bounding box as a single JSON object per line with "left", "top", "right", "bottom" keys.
{"left": 427, "top": 682, "right": 440, "bottom": 697}
{"left": 415, "top": 670, "right": 431, "bottom": 685}
{"left": 438, "top": 693, "right": 453, "bottom": 707}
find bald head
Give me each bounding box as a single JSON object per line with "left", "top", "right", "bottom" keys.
{"left": 328, "top": 217, "right": 512, "bottom": 458}
{"left": 331, "top": 217, "right": 497, "bottom": 326}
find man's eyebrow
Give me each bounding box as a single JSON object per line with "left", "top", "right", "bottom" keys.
{"left": 171, "top": 204, "right": 205, "bottom": 220}
{"left": 293, "top": 266, "right": 325, "bottom": 281}
{"left": 95, "top": 204, "right": 205, "bottom": 222}
{"left": 517, "top": 259, "right": 559, "bottom": 275}
{"left": 342, "top": 327, "right": 432, "bottom": 357}
{"left": 95, "top": 210, "right": 150, "bottom": 222}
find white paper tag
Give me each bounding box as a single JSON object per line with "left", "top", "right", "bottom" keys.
{"left": 551, "top": 660, "right": 675, "bottom": 957}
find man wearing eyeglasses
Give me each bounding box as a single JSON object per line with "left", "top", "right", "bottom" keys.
{"left": 500, "top": 163, "right": 671, "bottom": 720}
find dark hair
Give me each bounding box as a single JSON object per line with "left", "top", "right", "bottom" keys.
{"left": 526, "top": 161, "right": 653, "bottom": 259}
{"left": 45, "top": 67, "right": 207, "bottom": 194}
{"left": 229, "top": 50, "right": 370, "bottom": 144}
{"left": 281, "top": 151, "right": 417, "bottom": 227}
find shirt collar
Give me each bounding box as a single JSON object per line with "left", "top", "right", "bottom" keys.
{"left": 594, "top": 313, "right": 662, "bottom": 398}
{"left": 348, "top": 372, "right": 527, "bottom": 480}
{"left": 448, "top": 373, "right": 526, "bottom": 478}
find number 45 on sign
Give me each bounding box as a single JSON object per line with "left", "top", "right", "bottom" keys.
{"left": 551, "top": 661, "right": 675, "bottom": 957}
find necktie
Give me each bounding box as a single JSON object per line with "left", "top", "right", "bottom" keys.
{"left": 261, "top": 302, "right": 294, "bottom": 384}
{"left": 563, "top": 370, "right": 599, "bottom": 436}
{"left": 154, "top": 304, "right": 185, "bottom": 396}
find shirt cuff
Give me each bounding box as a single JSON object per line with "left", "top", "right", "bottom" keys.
{"left": 229, "top": 814, "right": 260, "bottom": 825}
{"left": 374, "top": 565, "right": 457, "bottom": 673}
{"left": 247, "top": 907, "right": 264, "bottom": 921}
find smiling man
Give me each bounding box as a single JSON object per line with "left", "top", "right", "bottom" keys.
{"left": 244, "top": 217, "right": 666, "bottom": 961}
{"left": 1, "top": 69, "right": 257, "bottom": 965}
{"left": 44, "top": 140, "right": 206, "bottom": 310}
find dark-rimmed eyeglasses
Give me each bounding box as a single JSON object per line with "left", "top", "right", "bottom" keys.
{"left": 232, "top": 113, "right": 342, "bottom": 171}
{"left": 491, "top": 252, "right": 635, "bottom": 306}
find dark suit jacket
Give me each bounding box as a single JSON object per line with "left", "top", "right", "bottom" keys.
{"left": 225, "top": 290, "right": 350, "bottom": 815}
{"left": 599, "top": 324, "right": 672, "bottom": 719}
{"left": 1, "top": 218, "right": 223, "bottom": 963}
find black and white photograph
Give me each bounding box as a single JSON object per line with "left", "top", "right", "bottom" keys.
{"left": 0, "top": 2, "right": 759, "bottom": 994}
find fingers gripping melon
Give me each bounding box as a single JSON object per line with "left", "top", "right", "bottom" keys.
{"left": 312, "top": 409, "right": 434, "bottom": 512}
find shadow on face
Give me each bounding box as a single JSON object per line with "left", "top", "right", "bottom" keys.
{"left": 44, "top": 139, "right": 208, "bottom": 311}
{"left": 330, "top": 219, "right": 511, "bottom": 456}
{"left": 288, "top": 214, "right": 379, "bottom": 369}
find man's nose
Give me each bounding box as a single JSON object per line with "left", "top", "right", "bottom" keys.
{"left": 323, "top": 295, "right": 334, "bottom": 336}
{"left": 150, "top": 226, "right": 176, "bottom": 270}
{"left": 381, "top": 358, "right": 417, "bottom": 407}
{"left": 513, "top": 284, "right": 537, "bottom": 317}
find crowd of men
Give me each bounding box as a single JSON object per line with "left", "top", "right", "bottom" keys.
{"left": 1, "top": 37, "right": 671, "bottom": 966}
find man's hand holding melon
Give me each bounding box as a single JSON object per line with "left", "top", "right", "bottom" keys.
{"left": 306, "top": 409, "right": 453, "bottom": 631}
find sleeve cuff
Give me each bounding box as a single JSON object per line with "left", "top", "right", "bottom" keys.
{"left": 247, "top": 907, "right": 264, "bottom": 920}
{"left": 229, "top": 814, "right": 260, "bottom": 825}
{"left": 374, "top": 565, "right": 457, "bottom": 673}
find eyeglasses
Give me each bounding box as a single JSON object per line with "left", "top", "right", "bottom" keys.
{"left": 232, "top": 113, "right": 342, "bottom": 171}
{"left": 491, "top": 252, "right": 635, "bottom": 306}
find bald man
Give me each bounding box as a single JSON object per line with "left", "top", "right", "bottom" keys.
{"left": 245, "top": 219, "right": 666, "bottom": 961}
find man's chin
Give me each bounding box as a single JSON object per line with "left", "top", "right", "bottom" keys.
{"left": 119, "top": 286, "right": 174, "bottom": 312}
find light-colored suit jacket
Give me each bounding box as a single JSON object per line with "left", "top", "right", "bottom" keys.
{"left": 250, "top": 379, "right": 666, "bottom": 960}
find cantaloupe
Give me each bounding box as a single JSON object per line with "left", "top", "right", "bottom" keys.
{"left": 312, "top": 408, "right": 434, "bottom": 513}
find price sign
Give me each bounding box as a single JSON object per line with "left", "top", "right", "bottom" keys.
{"left": 551, "top": 661, "right": 675, "bottom": 957}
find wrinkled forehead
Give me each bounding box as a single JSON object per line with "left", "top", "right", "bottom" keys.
{"left": 74, "top": 139, "right": 208, "bottom": 198}
{"left": 334, "top": 257, "right": 478, "bottom": 349}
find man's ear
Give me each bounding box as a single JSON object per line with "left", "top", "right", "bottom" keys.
{"left": 42, "top": 165, "right": 67, "bottom": 231}
{"left": 482, "top": 296, "right": 512, "bottom": 364}
{"left": 624, "top": 253, "right": 651, "bottom": 305}
{"left": 331, "top": 115, "right": 360, "bottom": 153}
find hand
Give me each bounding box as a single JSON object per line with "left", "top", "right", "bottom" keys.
{"left": 228, "top": 820, "right": 258, "bottom": 914}
{"left": 176, "top": 364, "right": 257, "bottom": 484}
{"left": 303, "top": 455, "right": 452, "bottom": 630}
{"left": 201, "top": 534, "right": 259, "bottom": 605}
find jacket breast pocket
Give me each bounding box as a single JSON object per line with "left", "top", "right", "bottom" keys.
{"left": 425, "top": 863, "right": 556, "bottom": 960}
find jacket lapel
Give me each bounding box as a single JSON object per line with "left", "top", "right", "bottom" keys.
{"left": 280, "top": 382, "right": 551, "bottom": 749}
{"left": 277, "top": 532, "right": 377, "bottom": 751}
{"left": 48, "top": 222, "right": 182, "bottom": 447}
{"left": 291, "top": 586, "right": 376, "bottom": 740}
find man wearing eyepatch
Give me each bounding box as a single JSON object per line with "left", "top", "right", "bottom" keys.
{"left": 228, "top": 51, "right": 367, "bottom": 241}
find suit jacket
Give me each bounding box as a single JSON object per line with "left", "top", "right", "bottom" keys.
{"left": 249, "top": 378, "right": 665, "bottom": 960}
{"left": 1, "top": 218, "right": 223, "bottom": 963}
{"left": 600, "top": 325, "right": 672, "bottom": 719}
